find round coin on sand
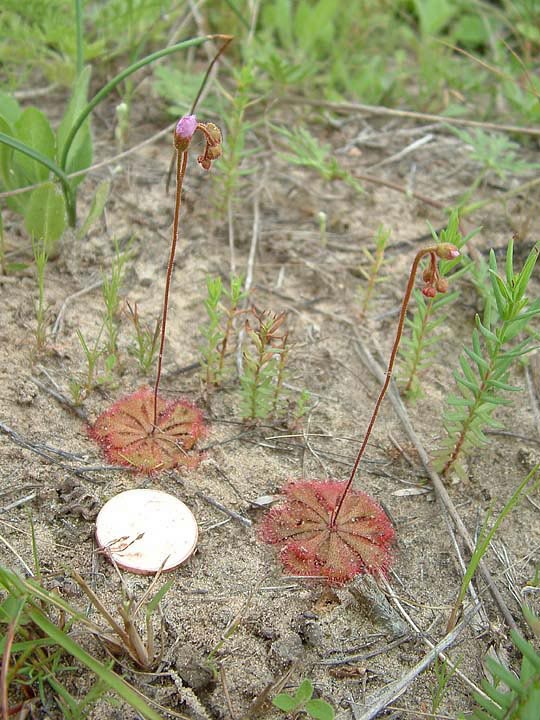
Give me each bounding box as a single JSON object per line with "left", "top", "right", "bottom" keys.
{"left": 95, "top": 489, "right": 198, "bottom": 574}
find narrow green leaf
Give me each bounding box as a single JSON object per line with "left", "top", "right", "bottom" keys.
{"left": 146, "top": 578, "right": 175, "bottom": 616}
{"left": 464, "top": 346, "right": 490, "bottom": 374}
{"left": 57, "top": 66, "right": 92, "bottom": 171}
{"left": 475, "top": 316, "right": 499, "bottom": 345}
{"left": 513, "top": 242, "right": 540, "bottom": 300}
{"left": 26, "top": 607, "right": 165, "bottom": 720}
{"left": 505, "top": 236, "right": 514, "bottom": 285}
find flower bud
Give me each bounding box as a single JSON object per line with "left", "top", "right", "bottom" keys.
{"left": 435, "top": 243, "right": 460, "bottom": 260}
{"left": 203, "top": 122, "right": 222, "bottom": 145}
{"left": 423, "top": 267, "right": 433, "bottom": 283}
{"left": 422, "top": 285, "right": 437, "bottom": 298}
{"left": 174, "top": 114, "right": 197, "bottom": 152}
{"left": 436, "top": 278, "right": 449, "bottom": 293}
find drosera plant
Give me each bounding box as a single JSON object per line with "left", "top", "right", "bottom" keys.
{"left": 272, "top": 679, "right": 334, "bottom": 720}
{"left": 435, "top": 238, "right": 540, "bottom": 479}
{"left": 89, "top": 113, "right": 224, "bottom": 473}
{"left": 260, "top": 241, "right": 461, "bottom": 584}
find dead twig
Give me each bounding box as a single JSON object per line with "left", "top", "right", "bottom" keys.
{"left": 282, "top": 95, "right": 540, "bottom": 138}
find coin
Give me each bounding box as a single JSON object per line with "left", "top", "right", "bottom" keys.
{"left": 95, "top": 488, "right": 198, "bottom": 574}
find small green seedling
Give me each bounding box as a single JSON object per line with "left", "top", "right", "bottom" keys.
{"left": 101, "top": 238, "right": 131, "bottom": 362}
{"left": 31, "top": 235, "right": 49, "bottom": 351}
{"left": 240, "top": 309, "right": 288, "bottom": 420}
{"left": 358, "top": 223, "right": 390, "bottom": 318}
{"left": 126, "top": 301, "right": 161, "bottom": 375}
{"left": 272, "top": 679, "right": 334, "bottom": 720}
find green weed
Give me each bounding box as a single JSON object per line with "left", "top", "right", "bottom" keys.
{"left": 0, "top": 564, "right": 170, "bottom": 719}
{"left": 272, "top": 678, "right": 334, "bottom": 720}
{"left": 200, "top": 274, "right": 245, "bottom": 387}
{"left": 31, "top": 237, "right": 49, "bottom": 351}
{"left": 126, "top": 301, "right": 161, "bottom": 375}
{"left": 239, "top": 309, "right": 288, "bottom": 421}
{"left": 358, "top": 224, "right": 391, "bottom": 318}
{"left": 435, "top": 238, "right": 540, "bottom": 479}
{"left": 398, "top": 212, "right": 478, "bottom": 399}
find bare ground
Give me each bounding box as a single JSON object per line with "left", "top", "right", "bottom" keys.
{"left": 1, "top": 88, "right": 540, "bottom": 720}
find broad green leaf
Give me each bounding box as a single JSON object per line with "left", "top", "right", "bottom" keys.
{"left": 25, "top": 182, "right": 66, "bottom": 251}
{"left": 14, "top": 107, "right": 56, "bottom": 183}
{"left": 0, "top": 91, "right": 21, "bottom": 125}
{"left": 294, "top": 679, "right": 314, "bottom": 705}
{"left": 414, "top": 0, "right": 456, "bottom": 35}
{"left": 272, "top": 693, "right": 300, "bottom": 712}
{"left": 306, "top": 698, "right": 335, "bottom": 720}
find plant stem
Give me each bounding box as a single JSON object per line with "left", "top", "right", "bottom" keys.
{"left": 74, "top": 0, "right": 84, "bottom": 77}
{"left": 153, "top": 149, "right": 187, "bottom": 427}
{"left": 331, "top": 247, "right": 437, "bottom": 527}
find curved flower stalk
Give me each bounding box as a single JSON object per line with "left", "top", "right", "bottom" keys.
{"left": 261, "top": 243, "right": 460, "bottom": 584}
{"left": 90, "top": 116, "right": 222, "bottom": 473}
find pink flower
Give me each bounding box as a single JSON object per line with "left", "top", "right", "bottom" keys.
{"left": 174, "top": 114, "right": 198, "bottom": 151}
{"left": 436, "top": 243, "right": 460, "bottom": 260}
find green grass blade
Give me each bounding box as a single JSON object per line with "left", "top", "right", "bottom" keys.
{"left": 26, "top": 607, "right": 165, "bottom": 720}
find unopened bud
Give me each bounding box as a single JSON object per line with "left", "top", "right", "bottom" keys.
{"left": 436, "top": 278, "right": 449, "bottom": 293}
{"left": 436, "top": 243, "right": 460, "bottom": 260}
{"left": 203, "top": 122, "right": 222, "bottom": 145}
{"left": 422, "top": 285, "right": 437, "bottom": 298}
{"left": 423, "top": 267, "right": 434, "bottom": 283}
{"left": 174, "top": 114, "right": 197, "bottom": 152}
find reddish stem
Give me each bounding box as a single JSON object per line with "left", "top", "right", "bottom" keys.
{"left": 153, "top": 149, "right": 188, "bottom": 428}
{"left": 331, "top": 246, "right": 437, "bottom": 527}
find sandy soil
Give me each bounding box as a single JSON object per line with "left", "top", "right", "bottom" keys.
{"left": 1, "top": 88, "right": 540, "bottom": 720}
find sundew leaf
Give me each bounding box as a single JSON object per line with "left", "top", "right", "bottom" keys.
{"left": 89, "top": 386, "right": 206, "bottom": 474}
{"left": 260, "top": 480, "right": 394, "bottom": 585}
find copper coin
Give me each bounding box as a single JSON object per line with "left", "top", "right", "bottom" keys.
{"left": 95, "top": 489, "right": 198, "bottom": 574}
